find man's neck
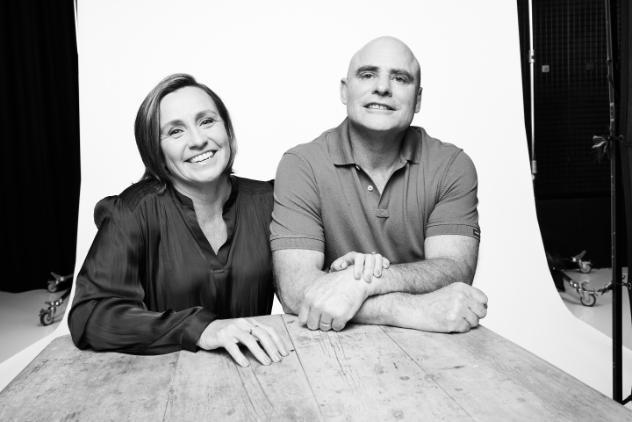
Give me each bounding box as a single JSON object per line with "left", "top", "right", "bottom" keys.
{"left": 348, "top": 122, "right": 406, "bottom": 172}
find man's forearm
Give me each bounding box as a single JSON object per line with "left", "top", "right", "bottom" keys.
{"left": 367, "top": 257, "right": 474, "bottom": 297}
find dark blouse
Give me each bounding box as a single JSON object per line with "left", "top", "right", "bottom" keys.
{"left": 68, "top": 176, "right": 275, "bottom": 355}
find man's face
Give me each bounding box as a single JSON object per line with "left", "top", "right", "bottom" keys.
{"left": 341, "top": 38, "right": 421, "bottom": 135}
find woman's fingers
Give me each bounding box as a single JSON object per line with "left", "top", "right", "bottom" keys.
{"left": 382, "top": 257, "right": 390, "bottom": 269}
{"left": 252, "top": 327, "right": 281, "bottom": 362}
{"left": 223, "top": 340, "right": 250, "bottom": 367}
{"left": 233, "top": 328, "right": 272, "bottom": 366}
{"left": 254, "top": 322, "right": 290, "bottom": 356}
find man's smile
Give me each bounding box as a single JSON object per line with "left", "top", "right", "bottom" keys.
{"left": 364, "top": 102, "right": 395, "bottom": 111}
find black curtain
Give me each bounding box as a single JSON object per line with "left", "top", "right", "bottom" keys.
{"left": 618, "top": 1, "right": 632, "bottom": 321}
{"left": 0, "top": 1, "right": 80, "bottom": 292}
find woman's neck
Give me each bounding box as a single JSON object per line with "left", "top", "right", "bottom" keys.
{"left": 171, "top": 175, "right": 232, "bottom": 213}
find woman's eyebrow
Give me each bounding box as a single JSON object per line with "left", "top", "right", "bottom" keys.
{"left": 160, "top": 118, "right": 184, "bottom": 132}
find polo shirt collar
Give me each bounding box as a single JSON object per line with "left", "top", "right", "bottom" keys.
{"left": 330, "top": 118, "right": 421, "bottom": 166}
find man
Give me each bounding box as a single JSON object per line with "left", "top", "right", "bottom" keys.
{"left": 271, "top": 36, "right": 487, "bottom": 333}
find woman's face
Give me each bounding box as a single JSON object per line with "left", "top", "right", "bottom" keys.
{"left": 159, "top": 86, "right": 231, "bottom": 189}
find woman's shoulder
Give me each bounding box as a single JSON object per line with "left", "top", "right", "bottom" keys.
{"left": 94, "top": 179, "right": 165, "bottom": 225}
{"left": 233, "top": 176, "right": 274, "bottom": 197}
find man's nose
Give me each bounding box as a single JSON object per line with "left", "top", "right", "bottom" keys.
{"left": 188, "top": 127, "right": 208, "bottom": 149}
{"left": 373, "top": 75, "right": 392, "bottom": 96}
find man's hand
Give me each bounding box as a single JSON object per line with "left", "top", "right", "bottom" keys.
{"left": 298, "top": 268, "right": 370, "bottom": 332}
{"left": 329, "top": 251, "right": 390, "bottom": 283}
{"left": 393, "top": 282, "right": 488, "bottom": 332}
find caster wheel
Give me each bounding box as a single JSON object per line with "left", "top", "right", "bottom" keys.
{"left": 580, "top": 293, "right": 596, "bottom": 307}
{"left": 47, "top": 282, "right": 58, "bottom": 293}
{"left": 579, "top": 262, "right": 592, "bottom": 274}
{"left": 40, "top": 311, "right": 54, "bottom": 326}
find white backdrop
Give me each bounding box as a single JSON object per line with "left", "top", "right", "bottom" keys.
{"left": 1, "top": 0, "right": 630, "bottom": 396}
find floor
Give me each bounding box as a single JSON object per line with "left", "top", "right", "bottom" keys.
{"left": 559, "top": 267, "right": 632, "bottom": 351}
{"left": 0, "top": 289, "right": 66, "bottom": 363}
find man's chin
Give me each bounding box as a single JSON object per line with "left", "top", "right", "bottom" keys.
{"left": 349, "top": 118, "right": 407, "bottom": 135}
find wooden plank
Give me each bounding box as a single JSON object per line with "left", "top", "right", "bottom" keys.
{"left": 383, "top": 325, "right": 632, "bottom": 422}
{"left": 0, "top": 336, "right": 176, "bottom": 421}
{"left": 163, "top": 315, "right": 322, "bottom": 421}
{"left": 283, "top": 314, "right": 474, "bottom": 421}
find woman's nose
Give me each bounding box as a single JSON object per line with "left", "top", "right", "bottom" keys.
{"left": 188, "top": 128, "right": 208, "bottom": 148}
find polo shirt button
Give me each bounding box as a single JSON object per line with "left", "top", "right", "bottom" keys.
{"left": 355, "top": 165, "right": 361, "bottom": 171}
{"left": 367, "top": 185, "right": 374, "bottom": 192}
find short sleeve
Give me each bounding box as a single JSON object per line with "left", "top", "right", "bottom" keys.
{"left": 425, "top": 151, "right": 480, "bottom": 240}
{"left": 68, "top": 196, "right": 216, "bottom": 355}
{"left": 270, "top": 152, "right": 325, "bottom": 252}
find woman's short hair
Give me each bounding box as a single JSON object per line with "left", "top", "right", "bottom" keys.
{"left": 134, "top": 73, "right": 236, "bottom": 184}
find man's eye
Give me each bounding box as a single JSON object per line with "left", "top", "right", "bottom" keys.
{"left": 393, "top": 75, "right": 409, "bottom": 83}
{"left": 359, "top": 72, "right": 375, "bottom": 79}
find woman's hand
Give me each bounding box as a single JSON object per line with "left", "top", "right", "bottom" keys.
{"left": 196, "top": 318, "right": 289, "bottom": 367}
{"left": 329, "top": 251, "right": 390, "bottom": 283}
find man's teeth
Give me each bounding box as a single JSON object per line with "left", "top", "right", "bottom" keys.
{"left": 189, "top": 151, "right": 215, "bottom": 163}
{"left": 367, "top": 104, "right": 392, "bottom": 110}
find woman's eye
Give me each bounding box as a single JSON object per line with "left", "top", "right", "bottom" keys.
{"left": 200, "top": 118, "right": 215, "bottom": 126}
{"left": 169, "top": 128, "right": 183, "bottom": 137}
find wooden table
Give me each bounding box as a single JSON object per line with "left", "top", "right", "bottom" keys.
{"left": 0, "top": 315, "right": 629, "bottom": 421}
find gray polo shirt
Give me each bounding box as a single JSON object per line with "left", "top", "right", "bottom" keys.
{"left": 271, "top": 119, "right": 479, "bottom": 267}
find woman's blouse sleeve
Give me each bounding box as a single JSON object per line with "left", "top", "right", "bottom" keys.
{"left": 68, "top": 196, "right": 216, "bottom": 355}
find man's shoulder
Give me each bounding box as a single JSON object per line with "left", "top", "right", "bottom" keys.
{"left": 283, "top": 127, "right": 336, "bottom": 159}
{"left": 413, "top": 126, "right": 463, "bottom": 155}
{"left": 412, "top": 126, "right": 474, "bottom": 169}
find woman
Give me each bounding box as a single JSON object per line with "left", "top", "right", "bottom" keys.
{"left": 69, "top": 73, "right": 389, "bottom": 366}
{"left": 69, "top": 74, "right": 288, "bottom": 366}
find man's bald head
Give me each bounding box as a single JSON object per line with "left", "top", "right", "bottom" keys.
{"left": 347, "top": 36, "right": 421, "bottom": 87}
{"left": 340, "top": 36, "right": 422, "bottom": 135}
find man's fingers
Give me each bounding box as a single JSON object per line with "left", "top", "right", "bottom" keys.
{"left": 372, "top": 253, "right": 384, "bottom": 277}
{"left": 332, "top": 318, "right": 346, "bottom": 332}
{"left": 306, "top": 309, "right": 321, "bottom": 331}
{"left": 468, "top": 285, "right": 488, "bottom": 306}
{"left": 353, "top": 254, "right": 365, "bottom": 280}
{"left": 462, "top": 308, "right": 479, "bottom": 330}
{"left": 469, "top": 300, "right": 487, "bottom": 319}
{"left": 298, "top": 303, "right": 310, "bottom": 326}
{"left": 382, "top": 257, "right": 390, "bottom": 269}
{"left": 223, "top": 341, "right": 249, "bottom": 367}
{"left": 319, "top": 316, "right": 333, "bottom": 331}
{"left": 363, "top": 254, "right": 375, "bottom": 282}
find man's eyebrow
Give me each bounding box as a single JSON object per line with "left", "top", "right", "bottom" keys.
{"left": 390, "top": 69, "right": 414, "bottom": 80}
{"left": 355, "top": 65, "right": 379, "bottom": 75}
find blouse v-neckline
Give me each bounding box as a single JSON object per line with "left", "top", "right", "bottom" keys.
{"left": 169, "top": 178, "right": 238, "bottom": 267}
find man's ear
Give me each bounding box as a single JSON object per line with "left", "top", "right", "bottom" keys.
{"left": 415, "top": 86, "right": 423, "bottom": 113}
{"left": 340, "top": 78, "right": 348, "bottom": 105}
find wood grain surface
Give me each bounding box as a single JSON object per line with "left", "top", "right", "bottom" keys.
{"left": 0, "top": 315, "right": 629, "bottom": 421}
